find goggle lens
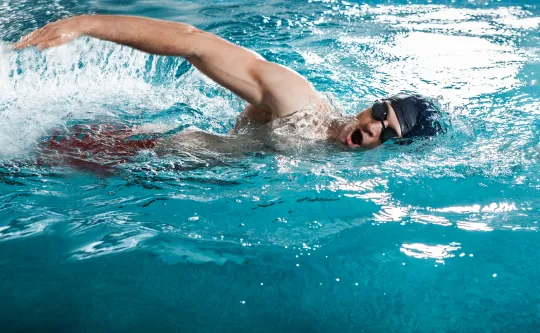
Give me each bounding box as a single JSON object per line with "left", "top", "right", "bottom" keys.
{"left": 372, "top": 100, "right": 398, "bottom": 143}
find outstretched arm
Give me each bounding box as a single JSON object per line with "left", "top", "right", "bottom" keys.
{"left": 15, "top": 15, "right": 318, "bottom": 118}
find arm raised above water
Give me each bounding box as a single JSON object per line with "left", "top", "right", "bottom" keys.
{"left": 15, "top": 15, "right": 318, "bottom": 118}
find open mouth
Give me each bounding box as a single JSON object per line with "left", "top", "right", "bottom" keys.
{"left": 350, "top": 129, "right": 362, "bottom": 146}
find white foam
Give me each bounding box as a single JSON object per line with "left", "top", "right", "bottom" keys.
{"left": 0, "top": 38, "right": 241, "bottom": 159}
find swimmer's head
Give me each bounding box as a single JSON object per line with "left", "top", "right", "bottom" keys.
{"left": 335, "top": 93, "right": 446, "bottom": 149}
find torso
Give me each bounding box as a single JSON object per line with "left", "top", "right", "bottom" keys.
{"left": 236, "top": 97, "right": 337, "bottom": 141}
{"left": 155, "top": 95, "right": 339, "bottom": 156}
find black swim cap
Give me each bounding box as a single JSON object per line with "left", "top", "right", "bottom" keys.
{"left": 385, "top": 93, "right": 446, "bottom": 139}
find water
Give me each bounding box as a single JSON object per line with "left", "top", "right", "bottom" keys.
{"left": 0, "top": 0, "right": 539, "bottom": 332}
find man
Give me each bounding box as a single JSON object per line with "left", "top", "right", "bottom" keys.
{"left": 15, "top": 15, "right": 444, "bottom": 156}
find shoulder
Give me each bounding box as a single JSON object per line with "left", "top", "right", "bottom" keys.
{"left": 252, "top": 60, "right": 322, "bottom": 118}
{"left": 271, "top": 92, "right": 333, "bottom": 120}
{"left": 233, "top": 104, "right": 272, "bottom": 133}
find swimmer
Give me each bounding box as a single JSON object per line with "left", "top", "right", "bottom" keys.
{"left": 15, "top": 15, "right": 445, "bottom": 156}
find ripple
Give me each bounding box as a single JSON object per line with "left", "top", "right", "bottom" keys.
{"left": 70, "top": 229, "right": 156, "bottom": 260}
{"left": 0, "top": 213, "right": 62, "bottom": 241}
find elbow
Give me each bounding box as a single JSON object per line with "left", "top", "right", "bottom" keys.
{"left": 157, "top": 23, "right": 203, "bottom": 58}
{"left": 183, "top": 27, "right": 206, "bottom": 59}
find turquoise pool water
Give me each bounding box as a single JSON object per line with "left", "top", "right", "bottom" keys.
{"left": 0, "top": 0, "right": 539, "bottom": 332}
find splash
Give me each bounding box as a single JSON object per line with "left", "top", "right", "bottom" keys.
{"left": 0, "top": 38, "right": 242, "bottom": 159}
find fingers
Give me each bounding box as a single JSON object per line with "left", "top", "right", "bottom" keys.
{"left": 14, "top": 26, "right": 47, "bottom": 49}
{"left": 14, "top": 22, "right": 64, "bottom": 50}
{"left": 36, "top": 37, "right": 63, "bottom": 50}
{"left": 13, "top": 34, "right": 33, "bottom": 49}
{"left": 14, "top": 30, "right": 78, "bottom": 51}
{"left": 14, "top": 17, "right": 84, "bottom": 51}
{"left": 14, "top": 31, "right": 67, "bottom": 51}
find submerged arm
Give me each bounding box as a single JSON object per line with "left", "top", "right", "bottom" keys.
{"left": 15, "top": 15, "right": 318, "bottom": 118}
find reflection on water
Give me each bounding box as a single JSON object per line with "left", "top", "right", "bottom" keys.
{"left": 400, "top": 242, "right": 461, "bottom": 263}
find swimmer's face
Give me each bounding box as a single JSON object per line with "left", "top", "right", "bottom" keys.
{"left": 337, "top": 101, "right": 403, "bottom": 150}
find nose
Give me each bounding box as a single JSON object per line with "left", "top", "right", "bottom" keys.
{"left": 364, "top": 121, "right": 382, "bottom": 138}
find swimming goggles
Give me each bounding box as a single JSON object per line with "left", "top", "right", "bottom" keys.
{"left": 371, "top": 100, "right": 399, "bottom": 143}
{"left": 350, "top": 100, "right": 399, "bottom": 146}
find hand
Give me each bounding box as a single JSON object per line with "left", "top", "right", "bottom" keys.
{"left": 14, "top": 16, "right": 89, "bottom": 50}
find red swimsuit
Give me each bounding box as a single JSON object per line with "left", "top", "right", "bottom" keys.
{"left": 40, "top": 124, "right": 156, "bottom": 174}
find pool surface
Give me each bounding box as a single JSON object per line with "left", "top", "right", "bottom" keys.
{"left": 0, "top": 0, "right": 539, "bottom": 332}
